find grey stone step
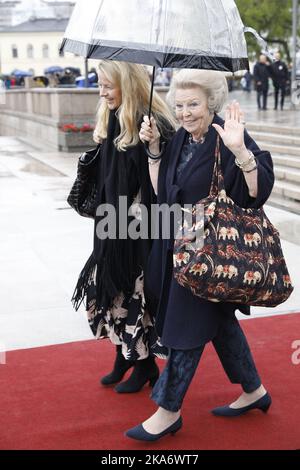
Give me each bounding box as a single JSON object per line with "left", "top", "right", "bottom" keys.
{"left": 272, "top": 154, "right": 300, "bottom": 170}
{"left": 250, "top": 131, "right": 300, "bottom": 147}
{"left": 275, "top": 166, "right": 300, "bottom": 184}
{"left": 272, "top": 180, "right": 300, "bottom": 201}
{"left": 255, "top": 141, "right": 300, "bottom": 157}
{"left": 268, "top": 194, "right": 300, "bottom": 217}
{"left": 247, "top": 122, "right": 300, "bottom": 137}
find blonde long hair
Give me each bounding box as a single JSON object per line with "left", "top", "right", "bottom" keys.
{"left": 94, "top": 60, "right": 176, "bottom": 151}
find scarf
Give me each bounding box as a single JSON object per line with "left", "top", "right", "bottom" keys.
{"left": 71, "top": 110, "right": 156, "bottom": 312}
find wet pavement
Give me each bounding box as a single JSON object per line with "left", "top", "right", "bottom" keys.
{"left": 228, "top": 89, "right": 300, "bottom": 127}
{"left": 0, "top": 92, "right": 300, "bottom": 351}
{"left": 0, "top": 138, "right": 93, "bottom": 351}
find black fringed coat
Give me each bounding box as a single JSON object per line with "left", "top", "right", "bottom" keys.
{"left": 145, "top": 114, "right": 275, "bottom": 350}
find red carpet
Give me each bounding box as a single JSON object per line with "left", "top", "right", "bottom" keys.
{"left": 0, "top": 313, "right": 300, "bottom": 450}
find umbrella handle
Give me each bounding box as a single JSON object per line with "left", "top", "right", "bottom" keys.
{"left": 144, "top": 141, "right": 166, "bottom": 160}
{"left": 144, "top": 65, "right": 155, "bottom": 155}
{"left": 144, "top": 65, "right": 165, "bottom": 159}
{"left": 244, "top": 27, "right": 275, "bottom": 63}
{"left": 148, "top": 65, "right": 156, "bottom": 120}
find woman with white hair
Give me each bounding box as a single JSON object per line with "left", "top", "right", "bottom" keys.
{"left": 126, "top": 69, "right": 274, "bottom": 441}
{"left": 71, "top": 60, "right": 175, "bottom": 393}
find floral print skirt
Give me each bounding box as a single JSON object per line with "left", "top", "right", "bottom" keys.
{"left": 85, "top": 267, "right": 168, "bottom": 361}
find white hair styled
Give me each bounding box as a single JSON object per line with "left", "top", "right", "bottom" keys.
{"left": 167, "top": 69, "right": 229, "bottom": 114}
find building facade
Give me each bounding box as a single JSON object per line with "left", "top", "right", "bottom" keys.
{"left": 0, "top": 1, "right": 95, "bottom": 76}
{"left": 0, "top": 17, "right": 87, "bottom": 75}
{"left": 0, "top": 0, "right": 21, "bottom": 29}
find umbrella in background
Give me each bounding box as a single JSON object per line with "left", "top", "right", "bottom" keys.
{"left": 75, "top": 72, "right": 98, "bottom": 88}
{"left": 11, "top": 69, "right": 33, "bottom": 77}
{"left": 44, "top": 66, "right": 64, "bottom": 75}
{"left": 60, "top": 0, "right": 271, "bottom": 116}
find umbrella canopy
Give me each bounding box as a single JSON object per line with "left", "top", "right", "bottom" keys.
{"left": 11, "top": 69, "right": 33, "bottom": 77}
{"left": 44, "top": 66, "right": 64, "bottom": 74}
{"left": 75, "top": 72, "right": 97, "bottom": 81}
{"left": 61, "top": 0, "right": 249, "bottom": 73}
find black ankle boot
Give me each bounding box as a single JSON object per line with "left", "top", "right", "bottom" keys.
{"left": 114, "top": 356, "right": 159, "bottom": 393}
{"left": 100, "top": 345, "right": 134, "bottom": 385}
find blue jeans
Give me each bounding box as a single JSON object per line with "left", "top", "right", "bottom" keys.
{"left": 151, "top": 313, "right": 262, "bottom": 412}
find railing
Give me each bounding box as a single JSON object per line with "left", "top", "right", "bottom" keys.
{"left": 1, "top": 87, "right": 99, "bottom": 122}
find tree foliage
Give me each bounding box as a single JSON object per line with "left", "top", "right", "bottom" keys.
{"left": 236, "top": 0, "right": 298, "bottom": 62}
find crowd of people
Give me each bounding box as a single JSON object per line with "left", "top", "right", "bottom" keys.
{"left": 0, "top": 67, "right": 98, "bottom": 89}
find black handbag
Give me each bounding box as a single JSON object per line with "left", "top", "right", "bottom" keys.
{"left": 67, "top": 144, "right": 101, "bottom": 218}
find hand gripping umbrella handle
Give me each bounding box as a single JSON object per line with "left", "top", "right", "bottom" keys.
{"left": 144, "top": 66, "right": 166, "bottom": 160}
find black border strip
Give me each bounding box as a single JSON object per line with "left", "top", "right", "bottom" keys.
{"left": 60, "top": 38, "right": 249, "bottom": 72}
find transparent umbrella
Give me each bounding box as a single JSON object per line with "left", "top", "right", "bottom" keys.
{"left": 60, "top": 0, "right": 270, "bottom": 115}
{"left": 61, "top": 0, "right": 251, "bottom": 71}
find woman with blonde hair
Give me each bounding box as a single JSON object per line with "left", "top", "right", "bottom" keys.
{"left": 71, "top": 60, "right": 175, "bottom": 393}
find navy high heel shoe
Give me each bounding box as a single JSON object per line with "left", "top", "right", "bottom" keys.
{"left": 125, "top": 416, "right": 183, "bottom": 442}
{"left": 211, "top": 392, "right": 272, "bottom": 417}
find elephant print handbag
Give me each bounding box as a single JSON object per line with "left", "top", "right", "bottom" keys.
{"left": 173, "top": 138, "right": 294, "bottom": 307}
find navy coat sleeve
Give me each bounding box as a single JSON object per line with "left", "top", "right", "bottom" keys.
{"left": 221, "top": 129, "right": 275, "bottom": 209}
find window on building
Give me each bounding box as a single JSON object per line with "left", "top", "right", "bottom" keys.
{"left": 12, "top": 45, "right": 18, "bottom": 58}
{"left": 27, "top": 44, "right": 34, "bottom": 59}
{"left": 42, "top": 44, "right": 49, "bottom": 59}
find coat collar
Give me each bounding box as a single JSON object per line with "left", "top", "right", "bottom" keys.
{"left": 166, "top": 114, "right": 224, "bottom": 196}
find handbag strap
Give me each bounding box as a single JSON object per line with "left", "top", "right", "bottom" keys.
{"left": 209, "top": 136, "right": 226, "bottom": 197}
{"left": 208, "top": 138, "right": 265, "bottom": 222}
{"left": 79, "top": 143, "right": 102, "bottom": 166}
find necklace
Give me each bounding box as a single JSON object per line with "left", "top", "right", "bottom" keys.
{"left": 189, "top": 133, "right": 206, "bottom": 145}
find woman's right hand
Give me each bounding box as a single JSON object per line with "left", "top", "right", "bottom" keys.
{"left": 93, "top": 130, "right": 103, "bottom": 144}
{"left": 139, "top": 116, "right": 161, "bottom": 155}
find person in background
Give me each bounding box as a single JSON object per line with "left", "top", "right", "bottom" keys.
{"left": 243, "top": 71, "right": 252, "bottom": 92}
{"left": 253, "top": 54, "right": 271, "bottom": 110}
{"left": 59, "top": 69, "right": 75, "bottom": 85}
{"left": 4, "top": 77, "right": 11, "bottom": 89}
{"left": 271, "top": 52, "right": 289, "bottom": 110}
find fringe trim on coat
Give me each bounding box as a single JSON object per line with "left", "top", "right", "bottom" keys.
{"left": 71, "top": 253, "right": 96, "bottom": 311}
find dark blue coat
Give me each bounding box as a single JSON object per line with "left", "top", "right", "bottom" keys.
{"left": 145, "top": 114, "right": 275, "bottom": 350}
{"left": 253, "top": 62, "right": 271, "bottom": 91}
